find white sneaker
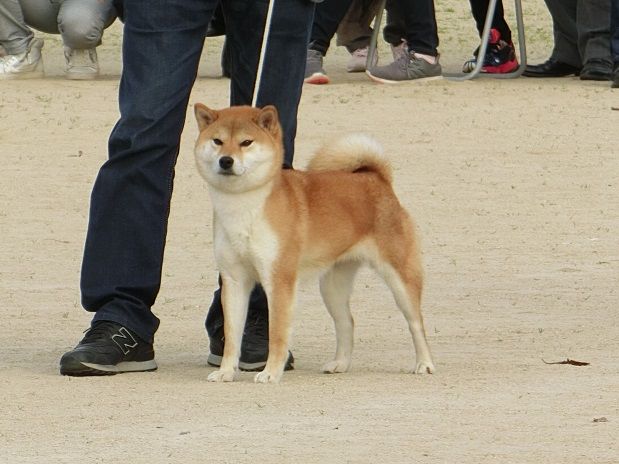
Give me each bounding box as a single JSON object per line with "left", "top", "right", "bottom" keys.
{"left": 346, "top": 46, "right": 378, "bottom": 73}
{"left": 390, "top": 39, "right": 408, "bottom": 62}
{"left": 0, "top": 38, "right": 44, "bottom": 79}
{"left": 64, "top": 47, "right": 99, "bottom": 80}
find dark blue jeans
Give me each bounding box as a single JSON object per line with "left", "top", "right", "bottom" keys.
{"left": 81, "top": 0, "right": 314, "bottom": 343}
{"left": 612, "top": 0, "right": 619, "bottom": 64}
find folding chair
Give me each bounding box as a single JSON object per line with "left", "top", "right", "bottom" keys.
{"left": 366, "top": 0, "right": 527, "bottom": 81}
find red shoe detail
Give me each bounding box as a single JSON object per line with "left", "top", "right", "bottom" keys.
{"left": 483, "top": 58, "right": 519, "bottom": 73}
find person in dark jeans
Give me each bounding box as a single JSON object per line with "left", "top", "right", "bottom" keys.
{"left": 59, "top": 0, "right": 315, "bottom": 376}
{"left": 462, "top": 0, "right": 519, "bottom": 74}
{"left": 304, "top": 0, "right": 355, "bottom": 84}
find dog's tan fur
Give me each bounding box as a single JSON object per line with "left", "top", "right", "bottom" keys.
{"left": 194, "top": 103, "right": 435, "bottom": 383}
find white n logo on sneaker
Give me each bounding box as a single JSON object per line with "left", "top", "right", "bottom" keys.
{"left": 111, "top": 327, "right": 138, "bottom": 355}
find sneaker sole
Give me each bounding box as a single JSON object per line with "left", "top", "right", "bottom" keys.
{"left": 482, "top": 61, "right": 519, "bottom": 74}
{"left": 60, "top": 359, "right": 158, "bottom": 376}
{"left": 65, "top": 71, "right": 98, "bottom": 81}
{"left": 365, "top": 70, "right": 443, "bottom": 85}
{"left": 207, "top": 353, "right": 294, "bottom": 372}
{"left": 0, "top": 70, "right": 44, "bottom": 80}
{"left": 346, "top": 65, "right": 366, "bottom": 73}
{"left": 304, "top": 73, "right": 329, "bottom": 85}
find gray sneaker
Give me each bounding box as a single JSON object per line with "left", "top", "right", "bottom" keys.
{"left": 304, "top": 49, "right": 329, "bottom": 85}
{"left": 346, "top": 46, "right": 378, "bottom": 73}
{"left": 64, "top": 47, "right": 99, "bottom": 80}
{"left": 0, "top": 38, "right": 44, "bottom": 79}
{"left": 366, "top": 51, "right": 442, "bottom": 84}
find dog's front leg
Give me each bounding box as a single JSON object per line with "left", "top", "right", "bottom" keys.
{"left": 207, "top": 274, "right": 253, "bottom": 382}
{"left": 254, "top": 276, "right": 297, "bottom": 384}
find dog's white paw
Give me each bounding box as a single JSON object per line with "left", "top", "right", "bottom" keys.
{"left": 414, "top": 360, "right": 435, "bottom": 374}
{"left": 207, "top": 369, "right": 236, "bottom": 382}
{"left": 254, "top": 370, "right": 282, "bottom": 384}
{"left": 322, "top": 359, "right": 351, "bottom": 374}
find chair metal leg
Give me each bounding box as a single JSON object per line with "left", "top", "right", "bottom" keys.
{"left": 366, "top": 0, "right": 386, "bottom": 71}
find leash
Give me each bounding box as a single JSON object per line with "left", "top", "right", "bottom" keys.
{"left": 251, "top": 0, "right": 276, "bottom": 107}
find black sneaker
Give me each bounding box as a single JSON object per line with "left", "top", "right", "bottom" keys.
{"left": 206, "top": 283, "right": 294, "bottom": 371}
{"left": 208, "top": 314, "right": 294, "bottom": 372}
{"left": 59, "top": 321, "right": 157, "bottom": 376}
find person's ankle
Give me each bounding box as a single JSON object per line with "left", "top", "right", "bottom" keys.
{"left": 412, "top": 52, "right": 437, "bottom": 65}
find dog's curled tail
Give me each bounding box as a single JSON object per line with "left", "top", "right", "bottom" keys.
{"left": 307, "top": 133, "right": 392, "bottom": 184}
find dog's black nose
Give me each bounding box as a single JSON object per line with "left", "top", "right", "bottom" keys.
{"left": 219, "top": 156, "right": 234, "bottom": 170}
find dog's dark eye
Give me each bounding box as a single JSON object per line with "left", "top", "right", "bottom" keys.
{"left": 240, "top": 139, "right": 253, "bottom": 147}
{"left": 213, "top": 138, "right": 223, "bottom": 146}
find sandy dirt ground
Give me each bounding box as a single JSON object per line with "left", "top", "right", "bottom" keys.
{"left": 1, "top": 1, "right": 618, "bottom": 463}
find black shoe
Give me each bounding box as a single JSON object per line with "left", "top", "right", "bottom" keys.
{"left": 612, "top": 65, "right": 619, "bottom": 88}
{"left": 523, "top": 58, "right": 581, "bottom": 77}
{"left": 206, "top": 283, "right": 294, "bottom": 372}
{"left": 579, "top": 59, "right": 612, "bottom": 81}
{"left": 207, "top": 315, "right": 295, "bottom": 372}
{"left": 60, "top": 321, "right": 157, "bottom": 376}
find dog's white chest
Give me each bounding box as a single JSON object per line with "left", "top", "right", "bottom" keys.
{"left": 210, "top": 189, "right": 279, "bottom": 278}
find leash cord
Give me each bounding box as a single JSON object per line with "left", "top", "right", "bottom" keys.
{"left": 251, "top": 0, "right": 275, "bottom": 107}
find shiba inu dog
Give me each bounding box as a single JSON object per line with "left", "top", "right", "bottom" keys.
{"left": 194, "top": 103, "right": 435, "bottom": 383}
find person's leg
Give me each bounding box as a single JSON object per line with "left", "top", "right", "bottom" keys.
{"left": 308, "top": 0, "right": 353, "bottom": 56}
{"left": 398, "top": 0, "right": 439, "bottom": 56}
{"left": 523, "top": 0, "right": 582, "bottom": 76}
{"left": 56, "top": 0, "right": 116, "bottom": 50}
{"left": 612, "top": 0, "right": 619, "bottom": 64}
{"left": 576, "top": 0, "right": 612, "bottom": 80}
{"left": 612, "top": 0, "right": 619, "bottom": 86}
{"left": 19, "top": 0, "right": 60, "bottom": 33}
{"left": 544, "top": 0, "right": 582, "bottom": 67}
{"left": 468, "top": 0, "right": 512, "bottom": 42}
{"left": 55, "top": 0, "right": 117, "bottom": 79}
{"left": 0, "top": 0, "right": 34, "bottom": 54}
{"left": 205, "top": 0, "right": 313, "bottom": 369}
{"left": 384, "top": 0, "right": 406, "bottom": 46}
{"left": 365, "top": 0, "right": 441, "bottom": 83}
{"left": 461, "top": 0, "right": 518, "bottom": 73}
{"left": 335, "top": 0, "right": 381, "bottom": 72}
{"left": 335, "top": 0, "right": 376, "bottom": 53}
{"left": 576, "top": 0, "right": 611, "bottom": 63}
{"left": 227, "top": 0, "right": 313, "bottom": 165}
{"left": 0, "top": 0, "right": 46, "bottom": 78}
{"left": 80, "top": 0, "right": 216, "bottom": 344}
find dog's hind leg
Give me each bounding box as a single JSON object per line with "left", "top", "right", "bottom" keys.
{"left": 207, "top": 274, "right": 254, "bottom": 382}
{"left": 319, "top": 260, "right": 361, "bottom": 374}
{"left": 374, "top": 257, "right": 435, "bottom": 374}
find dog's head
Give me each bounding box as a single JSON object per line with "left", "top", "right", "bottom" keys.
{"left": 194, "top": 104, "right": 284, "bottom": 193}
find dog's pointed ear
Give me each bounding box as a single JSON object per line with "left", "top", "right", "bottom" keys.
{"left": 256, "top": 105, "right": 280, "bottom": 136}
{"left": 194, "top": 103, "right": 218, "bottom": 132}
